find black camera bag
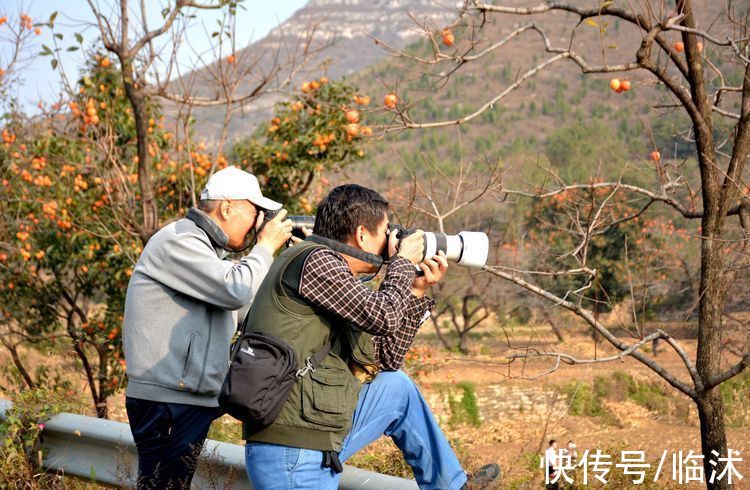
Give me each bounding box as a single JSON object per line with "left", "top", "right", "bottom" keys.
{"left": 219, "top": 330, "right": 330, "bottom": 426}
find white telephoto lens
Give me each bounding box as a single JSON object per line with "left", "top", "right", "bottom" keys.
{"left": 456, "top": 231, "right": 489, "bottom": 268}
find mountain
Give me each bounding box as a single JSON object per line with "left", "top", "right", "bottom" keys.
{"left": 171, "top": 0, "right": 460, "bottom": 144}
{"left": 172, "top": 0, "right": 731, "bottom": 201}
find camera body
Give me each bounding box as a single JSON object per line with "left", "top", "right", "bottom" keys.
{"left": 264, "top": 211, "right": 489, "bottom": 268}
{"left": 263, "top": 209, "right": 314, "bottom": 240}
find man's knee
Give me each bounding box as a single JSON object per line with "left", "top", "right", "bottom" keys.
{"left": 373, "top": 370, "right": 419, "bottom": 396}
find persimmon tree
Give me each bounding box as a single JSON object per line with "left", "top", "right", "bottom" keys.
{"left": 0, "top": 55, "right": 204, "bottom": 417}
{"left": 232, "top": 77, "right": 373, "bottom": 213}
{"left": 379, "top": 1, "right": 750, "bottom": 487}
{"left": 0, "top": 5, "right": 370, "bottom": 418}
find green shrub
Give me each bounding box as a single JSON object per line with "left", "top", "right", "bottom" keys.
{"left": 445, "top": 381, "right": 482, "bottom": 428}
{"left": 560, "top": 381, "right": 608, "bottom": 418}
{"left": 600, "top": 371, "right": 674, "bottom": 415}
{"left": 0, "top": 387, "right": 73, "bottom": 487}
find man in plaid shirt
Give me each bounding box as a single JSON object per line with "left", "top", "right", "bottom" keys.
{"left": 297, "top": 220, "right": 437, "bottom": 372}
{"left": 244, "top": 184, "right": 499, "bottom": 489}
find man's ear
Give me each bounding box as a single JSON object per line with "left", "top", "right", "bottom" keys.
{"left": 219, "top": 200, "right": 232, "bottom": 220}
{"left": 355, "top": 225, "right": 367, "bottom": 248}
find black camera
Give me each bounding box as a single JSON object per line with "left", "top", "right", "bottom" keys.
{"left": 263, "top": 209, "right": 315, "bottom": 240}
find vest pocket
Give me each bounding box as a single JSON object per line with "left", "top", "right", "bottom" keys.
{"left": 300, "top": 364, "right": 358, "bottom": 429}
{"left": 345, "top": 327, "right": 379, "bottom": 382}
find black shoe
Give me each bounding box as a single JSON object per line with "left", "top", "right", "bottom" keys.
{"left": 462, "top": 463, "right": 501, "bottom": 489}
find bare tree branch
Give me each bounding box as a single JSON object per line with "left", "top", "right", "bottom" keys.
{"left": 483, "top": 264, "right": 699, "bottom": 398}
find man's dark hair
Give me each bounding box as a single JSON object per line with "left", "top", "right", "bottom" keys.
{"left": 314, "top": 184, "right": 389, "bottom": 242}
{"left": 549, "top": 439, "right": 557, "bottom": 446}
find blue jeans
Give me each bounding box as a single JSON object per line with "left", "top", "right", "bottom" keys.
{"left": 245, "top": 370, "right": 467, "bottom": 489}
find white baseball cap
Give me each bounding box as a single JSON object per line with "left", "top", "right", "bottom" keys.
{"left": 200, "top": 166, "right": 282, "bottom": 211}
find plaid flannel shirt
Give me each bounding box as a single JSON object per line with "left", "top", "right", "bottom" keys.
{"left": 297, "top": 248, "right": 435, "bottom": 370}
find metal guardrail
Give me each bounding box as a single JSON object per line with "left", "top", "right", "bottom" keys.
{"left": 0, "top": 398, "right": 417, "bottom": 489}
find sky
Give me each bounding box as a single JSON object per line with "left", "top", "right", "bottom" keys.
{"left": 0, "top": 0, "right": 307, "bottom": 112}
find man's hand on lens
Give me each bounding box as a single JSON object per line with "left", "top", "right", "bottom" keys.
{"left": 394, "top": 229, "right": 425, "bottom": 265}
{"left": 256, "top": 209, "right": 293, "bottom": 253}
{"left": 412, "top": 252, "right": 448, "bottom": 297}
{"left": 290, "top": 227, "right": 313, "bottom": 246}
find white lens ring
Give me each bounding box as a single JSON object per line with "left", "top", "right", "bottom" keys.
{"left": 423, "top": 233, "right": 437, "bottom": 261}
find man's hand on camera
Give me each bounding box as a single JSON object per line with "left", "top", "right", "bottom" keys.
{"left": 256, "top": 209, "right": 293, "bottom": 253}
{"left": 289, "top": 226, "right": 313, "bottom": 246}
{"left": 394, "top": 229, "right": 425, "bottom": 265}
{"left": 412, "top": 251, "right": 448, "bottom": 297}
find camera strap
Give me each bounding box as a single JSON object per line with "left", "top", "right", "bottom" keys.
{"left": 322, "top": 450, "right": 344, "bottom": 474}
{"left": 306, "top": 234, "right": 386, "bottom": 268}
{"left": 187, "top": 208, "right": 230, "bottom": 249}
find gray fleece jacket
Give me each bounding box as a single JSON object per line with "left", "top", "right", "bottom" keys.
{"left": 123, "top": 209, "right": 273, "bottom": 407}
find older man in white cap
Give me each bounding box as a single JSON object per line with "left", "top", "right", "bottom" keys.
{"left": 122, "top": 166, "right": 292, "bottom": 489}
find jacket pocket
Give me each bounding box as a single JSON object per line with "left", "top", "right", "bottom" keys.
{"left": 178, "top": 332, "right": 197, "bottom": 389}
{"left": 300, "top": 363, "right": 359, "bottom": 430}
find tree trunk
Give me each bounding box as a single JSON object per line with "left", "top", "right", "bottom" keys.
{"left": 694, "top": 115, "right": 730, "bottom": 489}
{"left": 2, "top": 340, "right": 35, "bottom": 388}
{"left": 549, "top": 322, "right": 565, "bottom": 344}
{"left": 697, "top": 389, "right": 728, "bottom": 490}
{"left": 696, "top": 241, "right": 730, "bottom": 489}
{"left": 676, "top": 4, "right": 733, "bottom": 484}
{"left": 541, "top": 309, "right": 565, "bottom": 343}
{"left": 592, "top": 289, "right": 601, "bottom": 345}
{"left": 95, "top": 396, "right": 109, "bottom": 419}
{"left": 121, "top": 59, "right": 158, "bottom": 244}
{"left": 458, "top": 331, "right": 470, "bottom": 354}
{"left": 430, "top": 317, "right": 452, "bottom": 350}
